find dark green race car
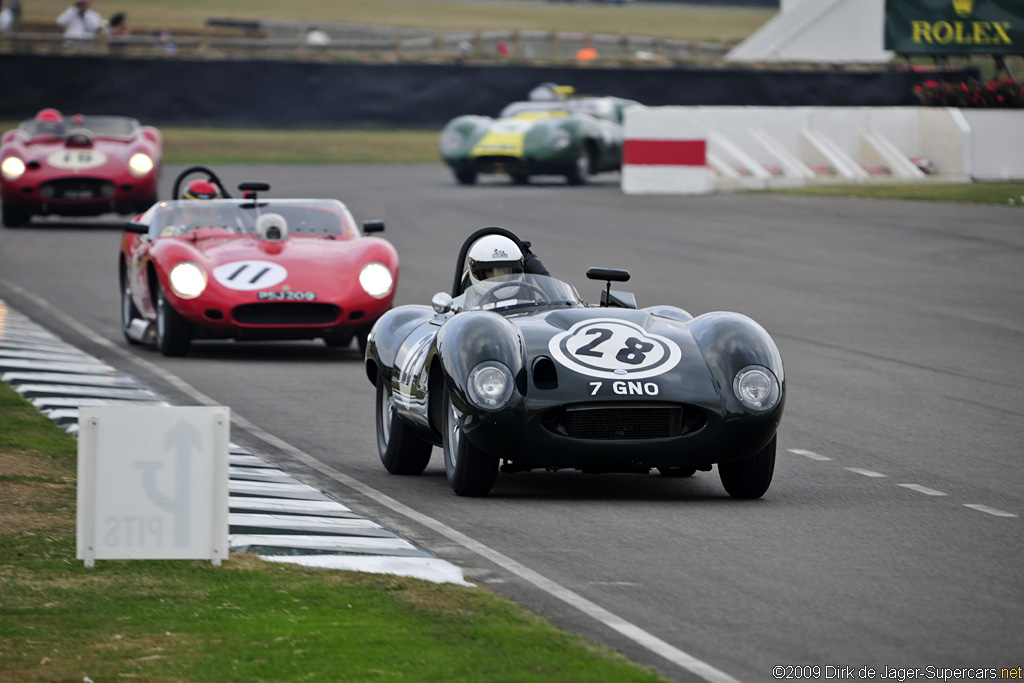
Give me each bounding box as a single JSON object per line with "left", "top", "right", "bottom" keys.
{"left": 438, "top": 85, "right": 639, "bottom": 186}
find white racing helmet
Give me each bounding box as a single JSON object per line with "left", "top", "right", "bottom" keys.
{"left": 466, "top": 235, "right": 525, "bottom": 287}
{"left": 255, "top": 212, "right": 288, "bottom": 242}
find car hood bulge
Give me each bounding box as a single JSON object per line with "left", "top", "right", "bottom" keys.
{"left": 470, "top": 115, "right": 566, "bottom": 158}
{"left": 188, "top": 237, "right": 373, "bottom": 292}
{"left": 515, "top": 308, "right": 723, "bottom": 406}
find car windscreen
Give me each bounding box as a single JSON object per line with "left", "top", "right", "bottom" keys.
{"left": 462, "top": 274, "right": 582, "bottom": 312}
{"left": 498, "top": 99, "right": 617, "bottom": 121}
{"left": 20, "top": 115, "right": 138, "bottom": 138}
{"left": 143, "top": 199, "right": 358, "bottom": 239}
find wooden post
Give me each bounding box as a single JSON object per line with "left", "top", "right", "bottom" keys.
{"left": 434, "top": 34, "right": 443, "bottom": 59}
{"left": 513, "top": 30, "right": 521, "bottom": 58}
{"left": 549, "top": 31, "right": 558, "bottom": 59}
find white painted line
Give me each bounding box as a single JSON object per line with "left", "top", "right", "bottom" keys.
{"left": 844, "top": 467, "right": 888, "bottom": 478}
{"left": 898, "top": 484, "right": 948, "bottom": 496}
{"left": 0, "top": 282, "right": 745, "bottom": 683}
{"left": 228, "top": 496, "right": 353, "bottom": 515}
{"left": 229, "top": 534, "right": 417, "bottom": 554}
{"left": 229, "top": 513, "right": 384, "bottom": 533}
{"left": 963, "top": 504, "right": 1017, "bottom": 518}
{"left": 788, "top": 448, "right": 831, "bottom": 460}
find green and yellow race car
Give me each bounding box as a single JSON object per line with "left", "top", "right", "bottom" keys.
{"left": 438, "top": 84, "right": 640, "bottom": 186}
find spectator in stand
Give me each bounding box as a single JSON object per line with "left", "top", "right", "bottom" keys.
{"left": 0, "top": 0, "right": 19, "bottom": 32}
{"left": 57, "top": 0, "right": 104, "bottom": 39}
{"left": 108, "top": 11, "right": 128, "bottom": 36}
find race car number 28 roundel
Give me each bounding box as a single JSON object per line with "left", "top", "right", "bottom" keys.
{"left": 548, "top": 318, "right": 681, "bottom": 380}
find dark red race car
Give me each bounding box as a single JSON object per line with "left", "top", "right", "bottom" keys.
{"left": 119, "top": 167, "right": 398, "bottom": 356}
{"left": 1, "top": 108, "right": 162, "bottom": 227}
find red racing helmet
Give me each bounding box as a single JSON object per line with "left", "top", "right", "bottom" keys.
{"left": 34, "top": 108, "right": 65, "bottom": 136}
{"left": 183, "top": 179, "right": 222, "bottom": 200}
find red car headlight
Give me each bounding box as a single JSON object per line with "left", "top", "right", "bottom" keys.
{"left": 169, "top": 262, "right": 207, "bottom": 299}
{"left": 359, "top": 262, "right": 394, "bottom": 299}
{"left": 128, "top": 153, "right": 154, "bottom": 177}
{"left": 1, "top": 156, "right": 26, "bottom": 181}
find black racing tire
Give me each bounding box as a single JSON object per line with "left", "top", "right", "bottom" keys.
{"left": 357, "top": 330, "right": 369, "bottom": 357}
{"left": 120, "top": 271, "right": 142, "bottom": 345}
{"left": 509, "top": 172, "right": 529, "bottom": 185}
{"left": 454, "top": 168, "right": 478, "bottom": 186}
{"left": 565, "top": 147, "right": 591, "bottom": 186}
{"left": 1, "top": 203, "right": 30, "bottom": 228}
{"left": 322, "top": 333, "right": 353, "bottom": 349}
{"left": 658, "top": 466, "right": 697, "bottom": 478}
{"left": 376, "top": 381, "right": 432, "bottom": 475}
{"left": 718, "top": 434, "right": 777, "bottom": 499}
{"left": 442, "top": 390, "right": 498, "bottom": 497}
{"left": 155, "top": 282, "right": 192, "bottom": 357}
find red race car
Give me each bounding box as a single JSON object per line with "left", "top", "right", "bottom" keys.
{"left": 119, "top": 167, "right": 398, "bottom": 356}
{"left": 1, "top": 108, "right": 161, "bottom": 227}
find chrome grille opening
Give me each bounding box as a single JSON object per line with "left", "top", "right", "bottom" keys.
{"left": 232, "top": 302, "right": 340, "bottom": 325}
{"left": 561, "top": 404, "right": 687, "bottom": 440}
{"left": 39, "top": 178, "right": 115, "bottom": 200}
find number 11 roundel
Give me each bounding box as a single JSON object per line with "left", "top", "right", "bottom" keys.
{"left": 548, "top": 318, "right": 682, "bottom": 380}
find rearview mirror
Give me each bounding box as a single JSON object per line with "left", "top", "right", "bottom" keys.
{"left": 363, "top": 219, "right": 385, "bottom": 234}
{"left": 123, "top": 221, "right": 148, "bottom": 235}
{"left": 431, "top": 292, "right": 453, "bottom": 314}
{"left": 586, "top": 267, "right": 630, "bottom": 282}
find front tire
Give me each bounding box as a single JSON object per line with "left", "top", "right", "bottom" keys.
{"left": 718, "top": 434, "right": 776, "bottom": 499}
{"left": 120, "top": 273, "right": 142, "bottom": 345}
{"left": 565, "top": 147, "right": 591, "bottom": 186}
{"left": 454, "top": 168, "right": 478, "bottom": 186}
{"left": 376, "top": 381, "right": 432, "bottom": 475}
{"left": 1, "top": 203, "right": 30, "bottom": 228}
{"left": 155, "top": 283, "right": 192, "bottom": 357}
{"left": 322, "top": 333, "right": 353, "bottom": 349}
{"left": 442, "top": 391, "right": 498, "bottom": 496}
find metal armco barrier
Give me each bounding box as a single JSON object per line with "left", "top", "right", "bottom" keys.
{"left": 0, "top": 54, "right": 977, "bottom": 128}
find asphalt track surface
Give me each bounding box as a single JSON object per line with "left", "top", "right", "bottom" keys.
{"left": 2, "top": 163, "right": 1022, "bottom": 682}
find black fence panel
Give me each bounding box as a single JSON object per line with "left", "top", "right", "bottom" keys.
{"left": 0, "top": 54, "right": 977, "bottom": 128}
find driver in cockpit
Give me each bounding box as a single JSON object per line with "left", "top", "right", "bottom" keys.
{"left": 460, "top": 234, "right": 549, "bottom": 295}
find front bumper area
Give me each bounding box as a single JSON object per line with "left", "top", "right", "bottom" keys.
{"left": 457, "top": 397, "right": 782, "bottom": 473}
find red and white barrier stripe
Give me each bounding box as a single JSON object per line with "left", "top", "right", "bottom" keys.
{"left": 621, "top": 107, "right": 714, "bottom": 195}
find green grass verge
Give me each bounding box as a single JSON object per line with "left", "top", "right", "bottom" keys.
{"left": 160, "top": 127, "right": 443, "bottom": 164}
{"left": 20, "top": 0, "right": 774, "bottom": 44}
{"left": 0, "top": 382, "right": 668, "bottom": 682}
{"left": 766, "top": 181, "right": 1024, "bottom": 205}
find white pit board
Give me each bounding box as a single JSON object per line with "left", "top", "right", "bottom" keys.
{"left": 77, "top": 406, "right": 230, "bottom": 567}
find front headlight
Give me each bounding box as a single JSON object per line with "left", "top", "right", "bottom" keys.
{"left": 439, "top": 129, "right": 465, "bottom": 155}
{"left": 548, "top": 128, "right": 572, "bottom": 150}
{"left": 359, "top": 261, "right": 394, "bottom": 299}
{"left": 467, "top": 361, "right": 514, "bottom": 411}
{"left": 168, "top": 261, "right": 207, "bottom": 299}
{"left": 733, "top": 366, "right": 780, "bottom": 411}
{"left": 1, "top": 156, "right": 26, "bottom": 181}
{"left": 128, "top": 153, "right": 154, "bottom": 177}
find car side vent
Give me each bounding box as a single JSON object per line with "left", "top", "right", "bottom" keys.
{"left": 532, "top": 356, "right": 558, "bottom": 390}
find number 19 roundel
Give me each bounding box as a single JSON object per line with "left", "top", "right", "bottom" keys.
{"left": 548, "top": 318, "right": 681, "bottom": 380}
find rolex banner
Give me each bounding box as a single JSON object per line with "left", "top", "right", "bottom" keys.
{"left": 885, "top": 0, "right": 1024, "bottom": 55}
